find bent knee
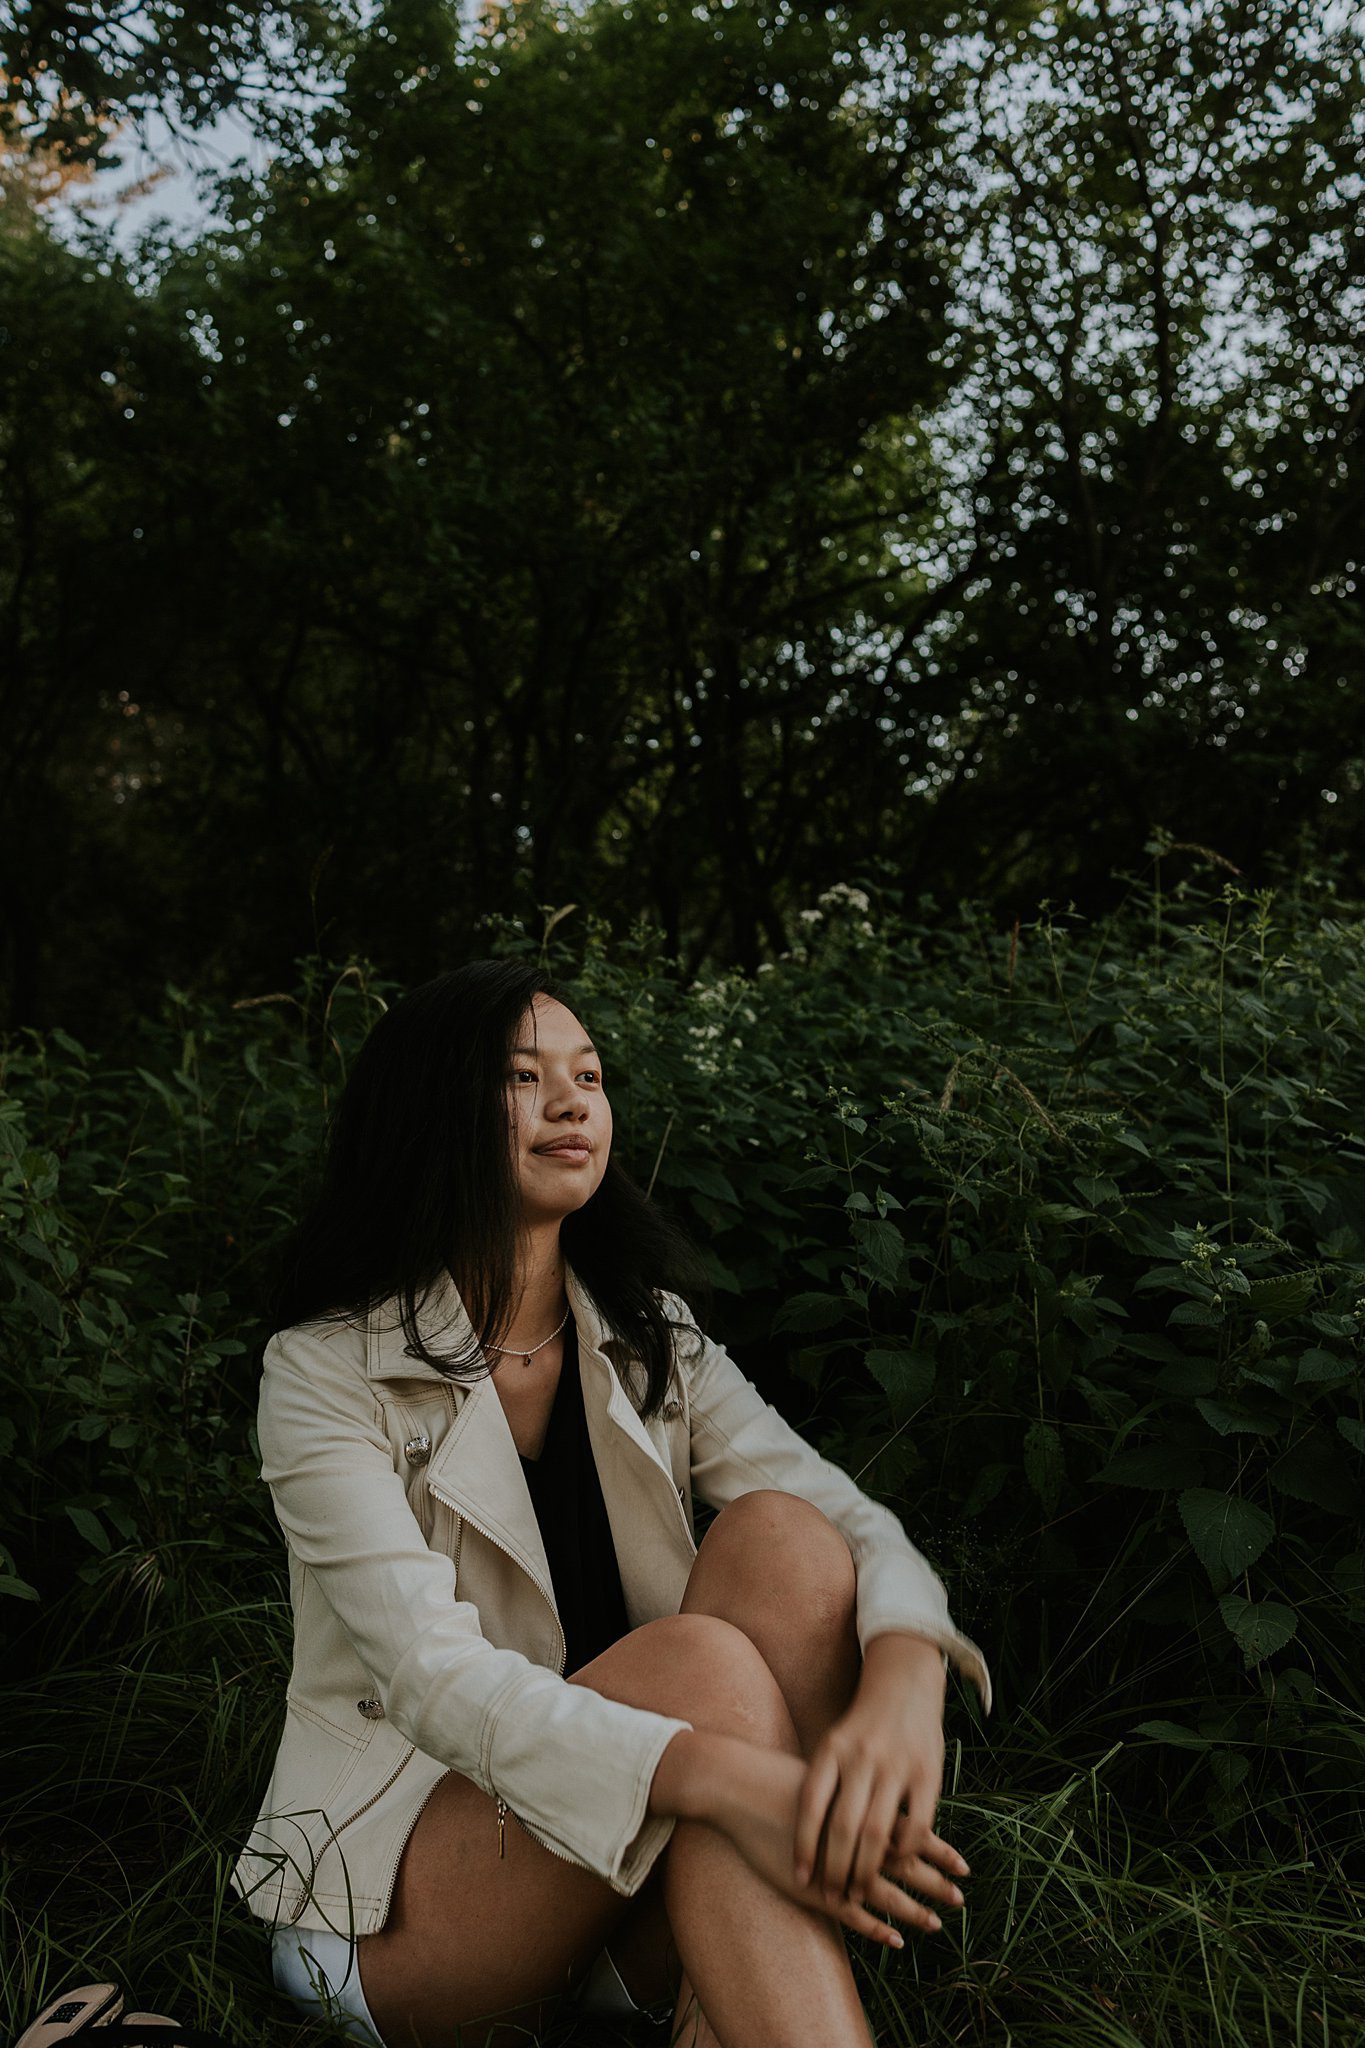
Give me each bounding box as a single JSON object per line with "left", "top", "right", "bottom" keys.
{"left": 633, "top": 1612, "right": 796, "bottom": 1746}
{"left": 706, "top": 1490, "right": 857, "bottom": 1607}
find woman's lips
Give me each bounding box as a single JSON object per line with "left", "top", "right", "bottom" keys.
{"left": 535, "top": 1143, "right": 591, "bottom": 1160}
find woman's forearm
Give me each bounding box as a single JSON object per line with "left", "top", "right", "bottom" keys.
{"left": 648, "top": 1633, "right": 948, "bottom": 1829}
{"left": 647, "top": 1725, "right": 753, "bottom": 1828}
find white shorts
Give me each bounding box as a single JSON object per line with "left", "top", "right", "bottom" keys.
{"left": 270, "top": 1922, "right": 643, "bottom": 2043}
{"left": 271, "top": 1925, "right": 386, "bottom": 2047}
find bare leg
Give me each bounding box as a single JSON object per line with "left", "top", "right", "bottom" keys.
{"left": 357, "top": 1600, "right": 872, "bottom": 2048}
{"left": 681, "top": 1490, "right": 863, "bottom": 1755}
{"left": 600, "top": 1490, "right": 872, "bottom": 2048}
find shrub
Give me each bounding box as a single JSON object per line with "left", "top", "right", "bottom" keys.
{"left": 4, "top": 861, "right": 1363, "bottom": 1880}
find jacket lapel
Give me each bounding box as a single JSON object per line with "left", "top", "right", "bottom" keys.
{"left": 363, "top": 1263, "right": 695, "bottom": 1640}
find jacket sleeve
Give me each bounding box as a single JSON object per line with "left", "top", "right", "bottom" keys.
{"left": 256, "top": 1322, "right": 695, "bottom": 1896}
{"left": 661, "top": 1292, "right": 993, "bottom": 1716}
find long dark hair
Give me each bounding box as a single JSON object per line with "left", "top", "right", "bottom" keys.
{"left": 264, "top": 958, "right": 713, "bottom": 1420}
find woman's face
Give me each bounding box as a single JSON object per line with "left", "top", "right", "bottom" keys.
{"left": 506, "top": 993, "right": 612, "bottom": 1221}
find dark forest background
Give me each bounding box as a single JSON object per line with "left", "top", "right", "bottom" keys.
{"left": 4, "top": 3, "right": 1365, "bottom": 2039}
{"left": 2, "top": 0, "right": 1362, "bottom": 1051}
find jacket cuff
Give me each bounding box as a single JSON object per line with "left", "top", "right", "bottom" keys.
{"left": 854, "top": 1551, "right": 994, "bottom": 1716}
{"left": 482, "top": 1666, "right": 696, "bottom": 1896}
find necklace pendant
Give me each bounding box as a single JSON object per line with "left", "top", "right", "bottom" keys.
{"left": 523, "top": 1352, "right": 532, "bottom": 1370}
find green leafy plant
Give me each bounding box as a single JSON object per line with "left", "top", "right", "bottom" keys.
{"left": 3, "top": 871, "right": 1364, "bottom": 2043}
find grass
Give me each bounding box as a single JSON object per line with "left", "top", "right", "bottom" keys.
{"left": 3, "top": 1558, "right": 1362, "bottom": 2047}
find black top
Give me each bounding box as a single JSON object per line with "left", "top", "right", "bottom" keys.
{"left": 517, "top": 1312, "right": 631, "bottom": 1676}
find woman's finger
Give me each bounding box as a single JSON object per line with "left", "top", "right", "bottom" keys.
{"left": 889, "top": 1816, "right": 972, "bottom": 1882}
{"left": 882, "top": 1850, "right": 967, "bottom": 1912}
{"left": 814, "top": 1873, "right": 936, "bottom": 1947}
{"left": 792, "top": 1748, "right": 840, "bottom": 1888}
{"left": 923, "top": 1827, "right": 972, "bottom": 1877}
{"left": 848, "top": 1773, "right": 906, "bottom": 1904}
{"left": 817, "top": 1758, "right": 880, "bottom": 1902}
{"left": 836, "top": 1896, "right": 907, "bottom": 1949}
{"left": 851, "top": 1873, "right": 943, "bottom": 1938}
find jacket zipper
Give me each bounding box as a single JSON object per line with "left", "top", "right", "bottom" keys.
{"left": 426, "top": 1476, "right": 568, "bottom": 1678}
{"left": 426, "top": 1476, "right": 572, "bottom": 1860}
{"left": 285, "top": 1739, "right": 419, "bottom": 1926}
{"left": 427, "top": 1406, "right": 692, "bottom": 1870}
{"left": 326, "top": 1744, "right": 416, "bottom": 1850}
{"left": 501, "top": 1798, "right": 587, "bottom": 1866}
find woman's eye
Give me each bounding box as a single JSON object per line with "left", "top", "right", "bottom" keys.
{"left": 510, "top": 1069, "right": 601, "bottom": 1084}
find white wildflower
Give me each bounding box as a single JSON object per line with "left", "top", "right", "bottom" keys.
{"left": 818, "top": 883, "right": 871, "bottom": 913}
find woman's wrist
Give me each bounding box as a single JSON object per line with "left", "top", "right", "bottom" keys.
{"left": 859, "top": 1629, "right": 949, "bottom": 1697}
{"left": 647, "top": 1726, "right": 750, "bottom": 1828}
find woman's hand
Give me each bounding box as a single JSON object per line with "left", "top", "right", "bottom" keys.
{"left": 791, "top": 1645, "right": 969, "bottom": 1923}
{"left": 708, "top": 1739, "right": 942, "bottom": 1947}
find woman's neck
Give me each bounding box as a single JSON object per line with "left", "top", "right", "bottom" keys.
{"left": 503, "top": 1225, "right": 569, "bottom": 1349}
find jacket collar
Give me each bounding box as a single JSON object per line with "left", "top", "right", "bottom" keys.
{"left": 364, "top": 1260, "right": 633, "bottom": 1401}
{"left": 362, "top": 1261, "right": 693, "bottom": 1636}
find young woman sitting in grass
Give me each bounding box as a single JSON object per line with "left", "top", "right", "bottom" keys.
{"left": 230, "top": 957, "right": 992, "bottom": 2048}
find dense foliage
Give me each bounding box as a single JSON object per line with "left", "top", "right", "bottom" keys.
{"left": 2, "top": 0, "right": 1362, "bottom": 1041}
{"left": 3, "top": 865, "right": 1363, "bottom": 2040}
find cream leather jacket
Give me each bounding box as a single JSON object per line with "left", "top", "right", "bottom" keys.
{"left": 230, "top": 1263, "right": 993, "bottom": 1940}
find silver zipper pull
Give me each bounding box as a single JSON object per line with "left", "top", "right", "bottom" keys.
{"left": 497, "top": 1794, "right": 508, "bottom": 1858}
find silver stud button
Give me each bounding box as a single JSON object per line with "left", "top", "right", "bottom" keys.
{"left": 404, "top": 1432, "right": 431, "bottom": 1467}
{"left": 357, "top": 1695, "right": 385, "bottom": 1720}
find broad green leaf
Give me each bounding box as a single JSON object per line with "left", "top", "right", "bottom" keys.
{"left": 1130, "top": 1720, "right": 1213, "bottom": 1749}
{"left": 1246, "top": 1273, "right": 1317, "bottom": 1322}
{"left": 1195, "top": 1398, "right": 1279, "bottom": 1437}
{"left": 1210, "top": 1751, "right": 1250, "bottom": 1793}
{"left": 772, "top": 1292, "right": 845, "bottom": 1335}
{"left": 855, "top": 1218, "right": 906, "bottom": 1291}
{"left": 1179, "top": 1488, "right": 1274, "bottom": 1591}
{"left": 865, "top": 1347, "right": 934, "bottom": 1415}
{"left": 1168, "top": 1299, "right": 1224, "bottom": 1327}
{"left": 1217, "top": 1594, "right": 1298, "bottom": 1664}
{"left": 962, "top": 1462, "right": 1012, "bottom": 1517}
{"left": 65, "top": 1505, "right": 110, "bottom": 1554}
{"left": 1295, "top": 1348, "right": 1356, "bottom": 1384}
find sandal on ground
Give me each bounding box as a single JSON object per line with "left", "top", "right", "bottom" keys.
{"left": 13, "top": 1989, "right": 233, "bottom": 2048}
{"left": 86, "top": 2023, "right": 232, "bottom": 2046}
{"left": 15, "top": 1985, "right": 123, "bottom": 2046}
